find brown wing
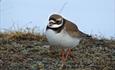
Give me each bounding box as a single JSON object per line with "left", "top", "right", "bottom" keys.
{"left": 64, "top": 19, "right": 90, "bottom": 38}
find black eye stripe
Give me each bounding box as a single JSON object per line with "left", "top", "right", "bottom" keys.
{"left": 57, "top": 19, "right": 63, "bottom": 24}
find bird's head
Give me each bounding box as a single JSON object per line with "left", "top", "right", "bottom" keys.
{"left": 47, "top": 14, "right": 64, "bottom": 28}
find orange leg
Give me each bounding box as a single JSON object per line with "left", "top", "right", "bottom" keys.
{"left": 60, "top": 48, "right": 72, "bottom": 64}
{"left": 60, "top": 48, "right": 66, "bottom": 64}
{"left": 60, "top": 48, "right": 77, "bottom": 65}
{"left": 69, "top": 51, "right": 77, "bottom": 64}
{"left": 65, "top": 48, "right": 77, "bottom": 64}
{"left": 65, "top": 48, "right": 71, "bottom": 60}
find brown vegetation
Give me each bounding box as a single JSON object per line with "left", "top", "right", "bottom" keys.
{"left": 0, "top": 29, "right": 115, "bottom": 70}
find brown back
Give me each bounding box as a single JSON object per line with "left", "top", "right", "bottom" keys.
{"left": 64, "top": 19, "right": 90, "bottom": 38}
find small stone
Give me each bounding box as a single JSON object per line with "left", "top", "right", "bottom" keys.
{"left": 38, "top": 62, "right": 45, "bottom": 70}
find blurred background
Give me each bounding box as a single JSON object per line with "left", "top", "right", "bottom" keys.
{"left": 0, "top": 0, "right": 115, "bottom": 38}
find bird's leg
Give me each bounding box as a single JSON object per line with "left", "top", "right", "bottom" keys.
{"left": 69, "top": 50, "right": 77, "bottom": 64}
{"left": 65, "top": 48, "right": 77, "bottom": 64}
{"left": 60, "top": 48, "right": 77, "bottom": 65}
{"left": 60, "top": 48, "right": 66, "bottom": 64}
{"left": 65, "top": 48, "right": 71, "bottom": 61}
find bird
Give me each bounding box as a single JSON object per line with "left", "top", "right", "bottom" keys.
{"left": 45, "top": 14, "right": 91, "bottom": 65}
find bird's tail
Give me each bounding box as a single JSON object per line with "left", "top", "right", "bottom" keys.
{"left": 80, "top": 31, "right": 92, "bottom": 38}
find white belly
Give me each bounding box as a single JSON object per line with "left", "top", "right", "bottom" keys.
{"left": 45, "top": 29, "right": 80, "bottom": 48}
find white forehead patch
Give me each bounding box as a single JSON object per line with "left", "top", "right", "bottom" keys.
{"left": 49, "top": 20, "right": 56, "bottom": 23}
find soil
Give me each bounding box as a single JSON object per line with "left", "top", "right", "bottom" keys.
{"left": 0, "top": 37, "right": 115, "bottom": 70}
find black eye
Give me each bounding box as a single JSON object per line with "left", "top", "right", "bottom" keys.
{"left": 56, "top": 21, "right": 61, "bottom": 24}
{"left": 57, "top": 21, "right": 59, "bottom": 23}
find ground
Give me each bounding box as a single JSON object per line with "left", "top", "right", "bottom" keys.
{"left": 0, "top": 32, "right": 115, "bottom": 70}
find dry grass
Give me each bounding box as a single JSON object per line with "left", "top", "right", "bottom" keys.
{"left": 0, "top": 27, "right": 47, "bottom": 41}
{"left": 0, "top": 28, "right": 115, "bottom": 70}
